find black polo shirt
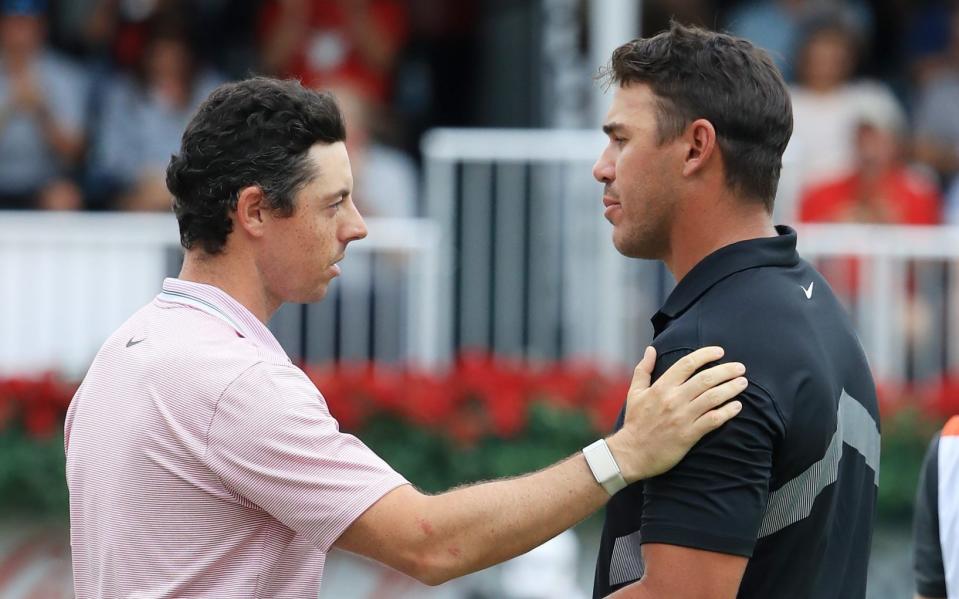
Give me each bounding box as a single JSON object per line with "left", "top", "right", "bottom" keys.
{"left": 593, "top": 226, "right": 881, "bottom": 599}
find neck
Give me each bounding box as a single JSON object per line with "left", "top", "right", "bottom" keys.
{"left": 178, "top": 248, "right": 279, "bottom": 324}
{"left": 664, "top": 192, "right": 777, "bottom": 282}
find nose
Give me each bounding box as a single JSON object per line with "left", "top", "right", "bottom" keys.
{"left": 593, "top": 147, "right": 615, "bottom": 184}
{"left": 341, "top": 200, "right": 368, "bottom": 244}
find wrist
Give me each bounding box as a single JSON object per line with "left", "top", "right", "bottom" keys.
{"left": 583, "top": 438, "right": 628, "bottom": 495}
{"left": 604, "top": 432, "right": 645, "bottom": 483}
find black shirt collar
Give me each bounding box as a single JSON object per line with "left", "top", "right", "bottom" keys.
{"left": 652, "top": 225, "right": 800, "bottom": 334}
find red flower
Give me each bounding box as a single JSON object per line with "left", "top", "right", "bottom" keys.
{"left": 399, "top": 370, "right": 458, "bottom": 427}
{"left": 24, "top": 403, "right": 59, "bottom": 438}
{"left": 591, "top": 378, "right": 630, "bottom": 432}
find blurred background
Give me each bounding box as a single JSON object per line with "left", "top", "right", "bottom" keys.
{"left": 1, "top": 0, "right": 957, "bottom": 596}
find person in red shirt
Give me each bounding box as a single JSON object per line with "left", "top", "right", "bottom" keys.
{"left": 799, "top": 94, "right": 941, "bottom": 355}
{"left": 259, "top": 0, "right": 408, "bottom": 102}
{"left": 800, "top": 94, "right": 941, "bottom": 225}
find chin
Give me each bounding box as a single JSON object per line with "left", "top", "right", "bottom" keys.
{"left": 612, "top": 231, "right": 641, "bottom": 258}
{"left": 613, "top": 230, "right": 660, "bottom": 260}
{"left": 289, "top": 282, "right": 330, "bottom": 305}
{"left": 308, "top": 285, "right": 331, "bottom": 304}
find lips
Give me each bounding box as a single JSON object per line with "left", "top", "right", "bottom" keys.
{"left": 329, "top": 255, "right": 345, "bottom": 276}
{"left": 603, "top": 195, "right": 622, "bottom": 223}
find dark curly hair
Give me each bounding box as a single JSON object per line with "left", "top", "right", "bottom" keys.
{"left": 600, "top": 21, "right": 793, "bottom": 211}
{"left": 166, "top": 77, "right": 346, "bottom": 254}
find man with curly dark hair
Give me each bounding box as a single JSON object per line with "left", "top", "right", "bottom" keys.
{"left": 64, "top": 76, "right": 747, "bottom": 598}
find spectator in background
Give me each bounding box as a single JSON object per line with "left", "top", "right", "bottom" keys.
{"left": 800, "top": 92, "right": 941, "bottom": 225}
{"left": 790, "top": 17, "right": 899, "bottom": 192}
{"left": 903, "top": 0, "right": 957, "bottom": 87}
{"left": 88, "top": 19, "right": 221, "bottom": 211}
{"left": 333, "top": 81, "right": 418, "bottom": 218}
{"left": 799, "top": 92, "right": 940, "bottom": 356}
{"left": 259, "top": 0, "right": 408, "bottom": 103}
{"left": 0, "top": 0, "right": 86, "bottom": 210}
{"left": 913, "top": 2, "right": 959, "bottom": 191}
{"left": 725, "top": 0, "right": 873, "bottom": 82}
{"left": 725, "top": 0, "right": 807, "bottom": 80}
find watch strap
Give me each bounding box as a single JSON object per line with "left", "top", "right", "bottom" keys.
{"left": 582, "top": 438, "right": 628, "bottom": 496}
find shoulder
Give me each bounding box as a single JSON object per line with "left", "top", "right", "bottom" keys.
{"left": 220, "top": 360, "right": 326, "bottom": 417}
{"left": 690, "top": 267, "right": 819, "bottom": 381}
{"left": 141, "top": 300, "right": 276, "bottom": 384}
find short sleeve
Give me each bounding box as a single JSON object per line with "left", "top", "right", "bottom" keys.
{"left": 640, "top": 349, "right": 786, "bottom": 557}
{"left": 205, "top": 362, "right": 409, "bottom": 551}
{"left": 913, "top": 433, "right": 947, "bottom": 598}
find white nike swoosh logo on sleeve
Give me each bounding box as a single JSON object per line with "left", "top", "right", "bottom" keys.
{"left": 801, "top": 281, "right": 814, "bottom": 300}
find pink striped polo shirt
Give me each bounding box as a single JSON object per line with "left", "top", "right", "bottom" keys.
{"left": 65, "top": 278, "right": 408, "bottom": 598}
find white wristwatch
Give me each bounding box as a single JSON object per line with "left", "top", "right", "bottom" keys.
{"left": 582, "top": 439, "right": 628, "bottom": 496}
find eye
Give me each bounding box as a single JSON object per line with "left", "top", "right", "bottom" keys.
{"left": 614, "top": 136, "right": 627, "bottom": 147}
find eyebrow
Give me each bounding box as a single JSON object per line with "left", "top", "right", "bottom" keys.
{"left": 602, "top": 122, "right": 626, "bottom": 136}
{"left": 325, "top": 188, "right": 350, "bottom": 202}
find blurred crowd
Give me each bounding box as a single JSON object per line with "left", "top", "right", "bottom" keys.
{"left": 0, "top": 0, "right": 480, "bottom": 216}
{"left": 652, "top": 0, "right": 959, "bottom": 228}
{"left": 7, "top": 0, "right": 959, "bottom": 227}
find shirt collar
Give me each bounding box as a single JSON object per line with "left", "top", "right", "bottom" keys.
{"left": 652, "top": 225, "right": 800, "bottom": 334}
{"left": 157, "top": 278, "right": 290, "bottom": 362}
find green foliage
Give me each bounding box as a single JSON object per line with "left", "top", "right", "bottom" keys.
{"left": 0, "top": 427, "right": 69, "bottom": 519}
{"left": 359, "top": 402, "right": 597, "bottom": 493}
{"left": 0, "top": 373, "right": 945, "bottom": 529}
{"left": 877, "top": 407, "right": 943, "bottom": 523}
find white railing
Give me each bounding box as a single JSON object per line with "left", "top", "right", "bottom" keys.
{"left": 423, "top": 128, "right": 958, "bottom": 384}
{"left": 797, "top": 224, "right": 959, "bottom": 383}
{"left": 0, "top": 212, "right": 442, "bottom": 377}
{"left": 423, "top": 128, "right": 644, "bottom": 367}
{"left": 4, "top": 131, "right": 958, "bottom": 386}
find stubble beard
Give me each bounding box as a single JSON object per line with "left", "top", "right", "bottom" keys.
{"left": 614, "top": 201, "right": 672, "bottom": 261}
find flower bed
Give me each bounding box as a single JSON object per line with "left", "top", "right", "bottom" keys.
{"left": 1, "top": 359, "right": 955, "bottom": 521}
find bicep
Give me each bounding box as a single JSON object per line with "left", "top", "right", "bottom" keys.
{"left": 640, "top": 383, "right": 783, "bottom": 556}
{"left": 613, "top": 544, "right": 746, "bottom": 599}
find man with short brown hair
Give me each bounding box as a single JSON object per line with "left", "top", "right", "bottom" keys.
{"left": 591, "top": 22, "right": 880, "bottom": 599}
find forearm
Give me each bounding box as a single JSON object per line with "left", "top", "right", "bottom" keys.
{"left": 335, "top": 346, "right": 746, "bottom": 585}
{"left": 414, "top": 452, "right": 606, "bottom": 583}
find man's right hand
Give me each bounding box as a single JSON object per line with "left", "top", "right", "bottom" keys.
{"left": 607, "top": 346, "right": 746, "bottom": 483}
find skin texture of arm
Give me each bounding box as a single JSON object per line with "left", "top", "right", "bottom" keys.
{"left": 607, "top": 543, "right": 748, "bottom": 599}
{"left": 335, "top": 346, "right": 748, "bottom": 585}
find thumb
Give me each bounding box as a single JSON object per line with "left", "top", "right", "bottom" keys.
{"left": 630, "top": 346, "right": 657, "bottom": 392}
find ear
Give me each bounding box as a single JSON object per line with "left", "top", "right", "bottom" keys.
{"left": 235, "top": 185, "right": 268, "bottom": 240}
{"left": 682, "top": 118, "right": 718, "bottom": 178}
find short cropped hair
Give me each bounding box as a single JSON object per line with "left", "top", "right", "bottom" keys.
{"left": 600, "top": 21, "right": 793, "bottom": 210}
{"left": 166, "top": 77, "right": 346, "bottom": 254}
